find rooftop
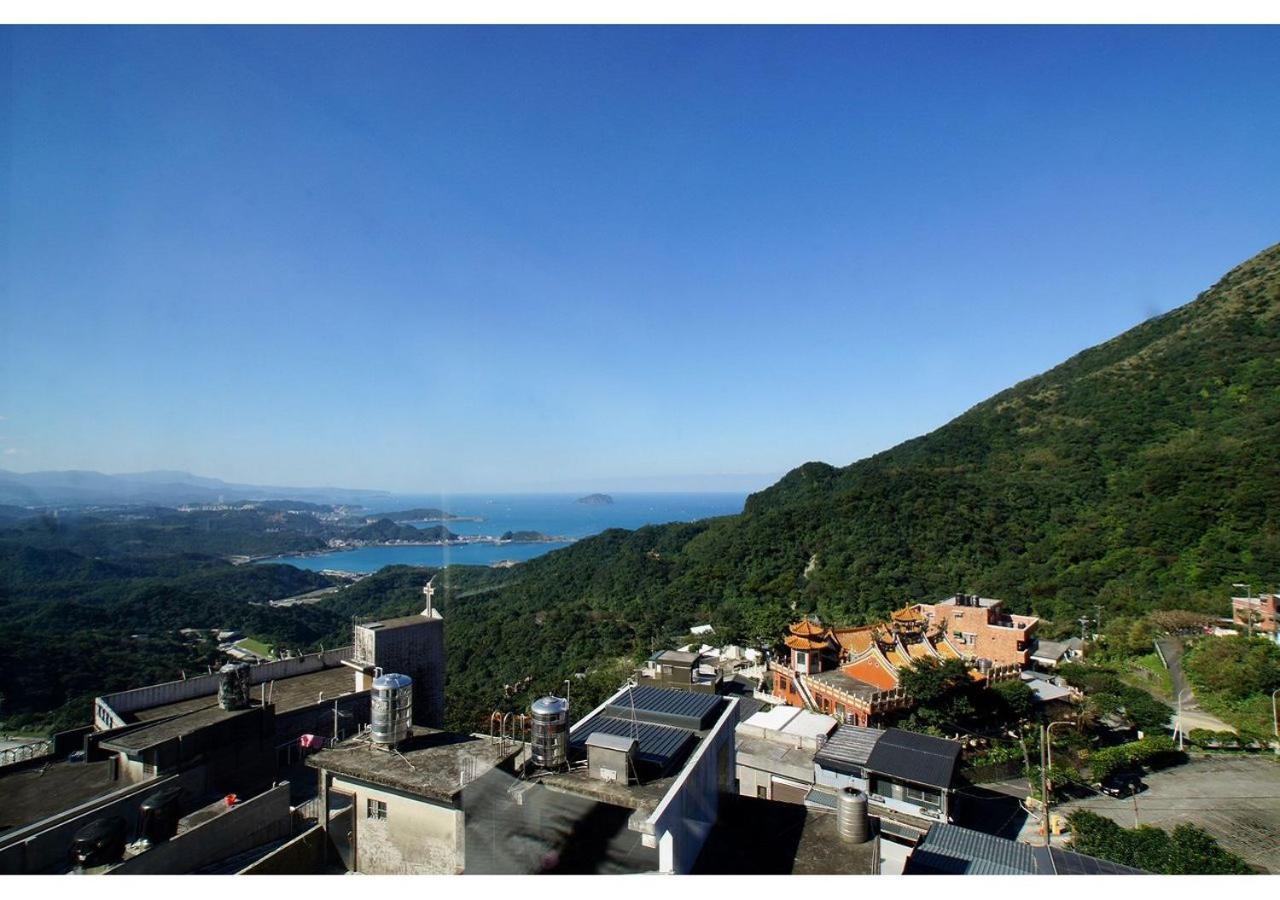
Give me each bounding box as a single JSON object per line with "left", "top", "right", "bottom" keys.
{"left": 103, "top": 704, "right": 252, "bottom": 753}
{"left": 692, "top": 795, "right": 879, "bottom": 874}
{"left": 905, "top": 823, "right": 1143, "bottom": 875}
{"left": 813, "top": 724, "right": 883, "bottom": 775}
{"left": 864, "top": 728, "right": 962, "bottom": 790}
{"left": 808, "top": 665, "right": 883, "bottom": 697}
{"left": 132, "top": 664, "right": 358, "bottom": 723}
{"left": 307, "top": 729, "right": 519, "bottom": 805}
{"left": 358, "top": 612, "right": 441, "bottom": 630}
{"left": 0, "top": 759, "right": 124, "bottom": 836}
{"left": 654, "top": 649, "right": 701, "bottom": 666}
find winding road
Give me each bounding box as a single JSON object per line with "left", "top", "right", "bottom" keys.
{"left": 1156, "top": 636, "right": 1235, "bottom": 734}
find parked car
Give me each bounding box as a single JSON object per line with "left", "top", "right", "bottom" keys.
{"left": 1100, "top": 771, "right": 1145, "bottom": 797}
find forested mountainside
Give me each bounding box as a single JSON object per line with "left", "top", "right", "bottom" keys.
{"left": 422, "top": 242, "right": 1280, "bottom": 725}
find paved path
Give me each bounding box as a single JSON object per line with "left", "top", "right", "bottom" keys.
{"left": 1156, "top": 636, "right": 1235, "bottom": 734}
{"left": 1020, "top": 756, "right": 1280, "bottom": 872}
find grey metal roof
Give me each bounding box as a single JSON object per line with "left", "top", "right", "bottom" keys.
{"left": 813, "top": 724, "right": 883, "bottom": 776}
{"left": 864, "top": 728, "right": 961, "bottom": 789}
{"left": 606, "top": 684, "right": 725, "bottom": 731}
{"left": 907, "top": 823, "right": 1037, "bottom": 874}
{"left": 1031, "top": 639, "right": 1070, "bottom": 662}
{"left": 907, "top": 824, "right": 1145, "bottom": 875}
{"left": 570, "top": 716, "right": 695, "bottom": 774}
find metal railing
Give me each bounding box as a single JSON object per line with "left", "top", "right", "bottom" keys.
{"left": 0, "top": 739, "right": 53, "bottom": 767}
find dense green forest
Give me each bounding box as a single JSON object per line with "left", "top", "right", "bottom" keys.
{"left": 2, "top": 243, "right": 1278, "bottom": 735}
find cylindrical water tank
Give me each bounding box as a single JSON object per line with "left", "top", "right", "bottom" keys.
{"left": 530, "top": 696, "right": 569, "bottom": 769}
{"left": 218, "top": 663, "right": 251, "bottom": 711}
{"left": 836, "top": 787, "right": 870, "bottom": 843}
{"left": 371, "top": 673, "right": 413, "bottom": 748}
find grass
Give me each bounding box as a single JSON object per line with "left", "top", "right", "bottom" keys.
{"left": 235, "top": 637, "right": 275, "bottom": 658}
{"left": 1193, "top": 691, "right": 1278, "bottom": 738}
{"left": 1118, "top": 652, "right": 1174, "bottom": 701}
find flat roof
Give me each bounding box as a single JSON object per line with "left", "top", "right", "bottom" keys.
{"left": 132, "top": 665, "right": 357, "bottom": 722}
{"left": 692, "top": 795, "right": 878, "bottom": 874}
{"left": 358, "top": 613, "right": 438, "bottom": 630}
{"left": 0, "top": 759, "right": 123, "bottom": 836}
{"left": 654, "top": 649, "right": 701, "bottom": 665}
{"left": 103, "top": 704, "right": 250, "bottom": 753}
{"left": 307, "top": 729, "right": 517, "bottom": 805}
{"left": 807, "top": 667, "right": 882, "bottom": 698}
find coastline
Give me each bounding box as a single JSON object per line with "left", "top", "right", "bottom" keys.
{"left": 245, "top": 533, "right": 575, "bottom": 565}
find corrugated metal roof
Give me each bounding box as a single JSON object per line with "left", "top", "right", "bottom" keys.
{"left": 908, "top": 823, "right": 1037, "bottom": 874}
{"left": 606, "top": 684, "right": 725, "bottom": 730}
{"left": 908, "top": 824, "right": 1145, "bottom": 875}
{"left": 864, "top": 728, "right": 962, "bottom": 789}
{"left": 570, "top": 716, "right": 695, "bottom": 774}
{"left": 813, "top": 724, "right": 883, "bottom": 775}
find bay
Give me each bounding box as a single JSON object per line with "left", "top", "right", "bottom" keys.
{"left": 264, "top": 492, "right": 745, "bottom": 573}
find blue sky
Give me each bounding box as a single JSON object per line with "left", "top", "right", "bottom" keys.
{"left": 2, "top": 26, "right": 1278, "bottom": 493}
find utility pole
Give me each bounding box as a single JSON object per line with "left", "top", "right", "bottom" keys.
{"left": 1040, "top": 723, "right": 1050, "bottom": 847}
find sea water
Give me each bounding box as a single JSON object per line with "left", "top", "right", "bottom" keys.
{"left": 264, "top": 492, "right": 746, "bottom": 573}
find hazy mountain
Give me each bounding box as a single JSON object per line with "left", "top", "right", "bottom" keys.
{"left": 0, "top": 468, "right": 393, "bottom": 508}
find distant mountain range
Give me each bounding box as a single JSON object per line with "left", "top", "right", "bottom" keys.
{"left": 0, "top": 468, "right": 393, "bottom": 508}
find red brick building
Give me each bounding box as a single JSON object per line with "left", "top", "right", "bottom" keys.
{"left": 1232, "top": 593, "right": 1279, "bottom": 636}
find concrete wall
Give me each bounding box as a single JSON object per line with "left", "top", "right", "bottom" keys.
{"left": 646, "top": 697, "right": 739, "bottom": 874}
{"left": 0, "top": 766, "right": 206, "bottom": 874}
{"left": 356, "top": 618, "right": 445, "bottom": 728}
{"left": 239, "top": 823, "right": 329, "bottom": 875}
{"left": 330, "top": 775, "right": 463, "bottom": 874}
{"left": 95, "top": 647, "right": 353, "bottom": 725}
{"left": 108, "top": 782, "right": 292, "bottom": 874}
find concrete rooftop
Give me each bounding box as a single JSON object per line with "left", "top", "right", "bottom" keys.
{"left": 306, "top": 729, "right": 518, "bottom": 805}
{"left": 693, "top": 794, "right": 879, "bottom": 874}
{"left": 0, "top": 759, "right": 126, "bottom": 835}
{"left": 132, "top": 665, "right": 358, "bottom": 722}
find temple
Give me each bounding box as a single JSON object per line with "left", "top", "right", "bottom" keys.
{"left": 769, "top": 595, "right": 1036, "bottom": 725}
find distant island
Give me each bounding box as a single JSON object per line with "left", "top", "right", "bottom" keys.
{"left": 499, "top": 530, "right": 558, "bottom": 542}
{"left": 576, "top": 493, "right": 614, "bottom": 506}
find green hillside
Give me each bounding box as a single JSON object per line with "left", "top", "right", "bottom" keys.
{"left": 428, "top": 242, "right": 1280, "bottom": 726}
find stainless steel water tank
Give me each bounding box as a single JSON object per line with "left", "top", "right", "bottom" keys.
{"left": 530, "top": 695, "right": 569, "bottom": 769}
{"left": 217, "top": 662, "right": 251, "bottom": 711}
{"left": 836, "top": 787, "right": 870, "bottom": 843}
{"left": 371, "top": 673, "right": 414, "bottom": 748}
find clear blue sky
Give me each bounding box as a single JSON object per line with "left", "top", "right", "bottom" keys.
{"left": 2, "top": 26, "right": 1278, "bottom": 493}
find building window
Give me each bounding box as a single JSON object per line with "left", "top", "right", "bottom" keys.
{"left": 367, "top": 798, "right": 387, "bottom": 820}
{"left": 795, "top": 651, "right": 807, "bottom": 669}
{"left": 903, "top": 784, "right": 942, "bottom": 810}
{"left": 757, "top": 785, "right": 768, "bottom": 799}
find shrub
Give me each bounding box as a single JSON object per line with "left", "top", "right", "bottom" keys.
{"left": 1066, "top": 810, "right": 1253, "bottom": 874}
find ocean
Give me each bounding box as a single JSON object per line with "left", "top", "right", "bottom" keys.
{"left": 264, "top": 492, "right": 747, "bottom": 573}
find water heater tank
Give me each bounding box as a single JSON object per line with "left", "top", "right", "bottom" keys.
{"left": 371, "top": 673, "right": 413, "bottom": 748}
{"left": 836, "top": 787, "right": 871, "bottom": 843}
{"left": 218, "top": 662, "right": 251, "bottom": 711}
{"left": 530, "top": 695, "right": 569, "bottom": 769}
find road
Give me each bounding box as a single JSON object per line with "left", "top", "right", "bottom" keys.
{"left": 1156, "top": 636, "right": 1235, "bottom": 734}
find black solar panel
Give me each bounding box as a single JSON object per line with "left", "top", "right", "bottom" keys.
{"left": 570, "top": 715, "right": 696, "bottom": 774}
{"left": 605, "top": 685, "right": 726, "bottom": 731}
